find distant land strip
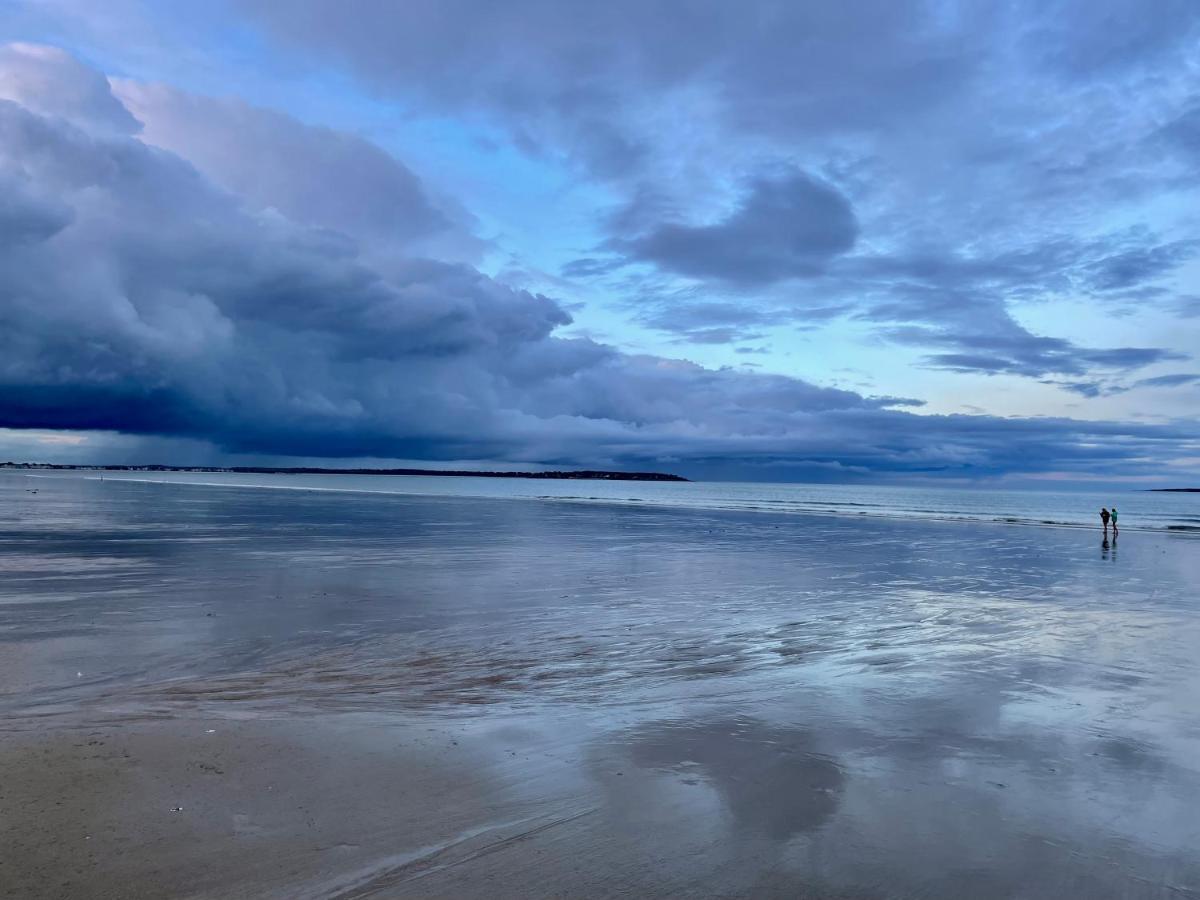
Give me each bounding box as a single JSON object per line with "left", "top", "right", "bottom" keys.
{"left": 1148, "top": 488, "right": 1200, "bottom": 492}
{"left": 0, "top": 462, "right": 688, "bottom": 482}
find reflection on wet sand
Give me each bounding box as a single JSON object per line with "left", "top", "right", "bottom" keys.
{"left": 605, "top": 718, "right": 843, "bottom": 840}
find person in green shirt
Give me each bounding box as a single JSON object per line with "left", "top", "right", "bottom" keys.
{"left": 1110, "top": 506, "right": 1118, "bottom": 536}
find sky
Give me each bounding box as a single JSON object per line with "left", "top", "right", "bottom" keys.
{"left": 0, "top": 0, "right": 1198, "bottom": 484}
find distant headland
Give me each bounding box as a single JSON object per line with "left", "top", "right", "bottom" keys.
{"left": 0, "top": 462, "right": 688, "bottom": 482}
{"left": 1148, "top": 488, "right": 1200, "bottom": 493}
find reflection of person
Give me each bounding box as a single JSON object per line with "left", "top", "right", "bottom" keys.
{"left": 1100, "top": 507, "right": 1110, "bottom": 533}
{"left": 1111, "top": 506, "right": 1119, "bottom": 536}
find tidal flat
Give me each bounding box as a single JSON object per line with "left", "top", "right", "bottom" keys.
{"left": 2, "top": 473, "right": 1199, "bottom": 898}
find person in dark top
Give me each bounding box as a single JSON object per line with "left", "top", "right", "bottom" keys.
{"left": 1100, "top": 507, "right": 1110, "bottom": 533}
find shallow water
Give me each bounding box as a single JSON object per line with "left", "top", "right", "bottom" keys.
{"left": 3, "top": 472, "right": 1200, "bottom": 898}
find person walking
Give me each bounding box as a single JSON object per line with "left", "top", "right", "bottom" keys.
{"left": 1111, "top": 506, "right": 1118, "bottom": 537}
{"left": 1100, "top": 507, "right": 1110, "bottom": 533}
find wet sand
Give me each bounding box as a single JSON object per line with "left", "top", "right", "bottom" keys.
{"left": 2, "top": 473, "right": 1200, "bottom": 898}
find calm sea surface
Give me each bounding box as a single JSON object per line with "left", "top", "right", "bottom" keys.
{"left": 23, "top": 469, "right": 1200, "bottom": 534}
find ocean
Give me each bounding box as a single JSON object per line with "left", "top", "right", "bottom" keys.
{"left": 23, "top": 468, "right": 1200, "bottom": 533}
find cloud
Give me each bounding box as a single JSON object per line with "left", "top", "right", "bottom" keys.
{"left": 910, "top": 329, "right": 1184, "bottom": 379}
{"left": 614, "top": 170, "right": 858, "bottom": 285}
{"left": 233, "top": 0, "right": 979, "bottom": 174}
{"left": 1019, "top": 0, "right": 1200, "bottom": 76}
{"left": 1045, "top": 372, "right": 1200, "bottom": 397}
{"left": 621, "top": 235, "right": 1192, "bottom": 377}
{"left": 112, "top": 81, "right": 474, "bottom": 255}
{"left": 819, "top": 230, "right": 1194, "bottom": 378}
{"left": 620, "top": 228, "right": 1190, "bottom": 377}
{"left": 1081, "top": 239, "right": 1198, "bottom": 293}
{"left": 1048, "top": 380, "right": 1112, "bottom": 399}
{"left": 270, "top": 2, "right": 1195, "bottom": 386}
{"left": 91, "top": 2, "right": 1199, "bottom": 397}
{"left": 0, "top": 65, "right": 565, "bottom": 455}
{"left": 636, "top": 301, "right": 777, "bottom": 345}
{"left": 1133, "top": 373, "right": 1200, "bottom": 389}
{"left": 0, "top": 169, "right": 73, "bottom": 242}
{"left": 228, "top": 0, "right": 1200, "bottom": 220}
{"left": 1171, "top": 296, "right": 1200, "bottom": 317}
{"left": 1161, "top": 104, "right": 1200, "bottom": 158}
{"left": 1, "top": 43, "right": 1199, "bottom": 481}
{"left": 870, "top": 396, "right": 926, "bottom": 409}
{"left": 0, "top": 42, "right": 139, "bottom": 135}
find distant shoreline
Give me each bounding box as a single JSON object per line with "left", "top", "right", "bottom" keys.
{"left": 1147, "top": 488, "right": 1200, "bottom": 493}
{"left": 0, "top": 462, "right": 688, "bottom": 483}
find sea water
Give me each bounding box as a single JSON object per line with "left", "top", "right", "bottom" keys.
{"left": 22, "top": 469, "right": 1200, "bottom": 534}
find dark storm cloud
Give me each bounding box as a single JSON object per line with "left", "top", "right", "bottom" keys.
{"left": 2, "top": 44, "right": 1199, "bottom": 479}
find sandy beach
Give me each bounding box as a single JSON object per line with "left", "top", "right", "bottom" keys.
{"left": 3, "top": 472, "right": 1200, "bottom": 899}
